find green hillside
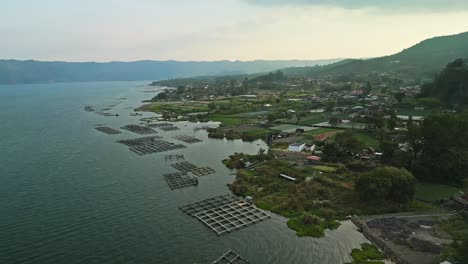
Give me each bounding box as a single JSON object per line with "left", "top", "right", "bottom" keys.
{"left": 283, "top": 31, "right": 468, "bottom": 79}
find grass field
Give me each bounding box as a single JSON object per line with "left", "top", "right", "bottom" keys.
{"left": 415, "top": 182, "right": 468, "bottom": 202}
{"left": 353, "top": 132, "right": 380, "bottom": 148}
{"left": 207, "top": 114, "right": 254, "bottom": 125}
{"left": 304, "top": 128, "right": 341, "bottom": 137}
{"left": 312, "top": 165, "right": 339, "bottom": 173}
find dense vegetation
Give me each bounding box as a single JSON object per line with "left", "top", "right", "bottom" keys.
{"left": 346, "top": 243, "right": 385, "bottom": 264}
{"left": 421, "top": 59, "right": 468, "bottom": 106}
{"left": 403, "top": 112, "right": 468, "bottom": 184}
{"left": 355, "top": 167, "right": 416, "bottom": 204}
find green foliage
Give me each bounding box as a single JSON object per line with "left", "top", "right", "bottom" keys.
{"left": 323, "top": 131, "right": 364, "bottom": 162}
{"left": 394, "top": 92, "right": 406, "bottom": 104}
{"left": 415, "top": 183, "right": 468, "bottom": 202}
{"left": 287, "top": 214, "right": 341, "bottom": 238}
{"left": 421, "top": 58, "right": 468, "bottom": 106}
{"left": 346, "top": 243, "right": 385, "bottom": 264}
{"left": 355, "top": 166, "right": 416, "bottom": 204}
{"left": 154, "top": 92, "right": 168, "bottom": 100}
{"left": 413, "top": 113, "right": 468, "bottom": 184}
{"left": 440, "top": 215, "right": 468, "bottom": 263}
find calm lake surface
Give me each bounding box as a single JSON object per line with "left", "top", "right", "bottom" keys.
{"left": 0, "top": 81, "right": 368, "bottom": 264}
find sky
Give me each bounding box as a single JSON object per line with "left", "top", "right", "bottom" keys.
{"left": 1, "top": 0, "right": 468, "bottom": 62}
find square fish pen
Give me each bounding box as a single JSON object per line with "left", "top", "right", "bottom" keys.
{"left": 164, "top": 172, "right": 198, "bottom": 190}
{"left": 121, "top": 125, "right": 157, "bottom": 135}
{"left": 147, "top": 123, "right": 180, "bottom": 131}
{"left": 180, "top": 195, "right": 270, "bottom": 236}
{"left": 95, "top": 126, "right": 121, "bottom": 135}
{"left": 212, "top": 250, "right": 248, "bottom": 264}
{"left": 171, "top": 161, "right": 198, "bottom": 172}
{"left": 117, "top": 136, "right": 186, "bottom": 155}
{"left": 173, "top": 135, "right": 203, "bottom": 144}
{"left": 159, "top": 125, "right": 179, "bottom": 131}
{"left": 190, "top": 166, "right": 216, "bottom": 177}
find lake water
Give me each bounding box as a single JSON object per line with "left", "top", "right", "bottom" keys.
{"left": 0, "top": 81, "right": 368, "bottom": 264}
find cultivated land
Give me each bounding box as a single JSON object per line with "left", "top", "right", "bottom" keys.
{"left": 137, "top": 45, "right": 468, "bottom": 263}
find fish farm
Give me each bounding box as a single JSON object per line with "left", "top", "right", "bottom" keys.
{"left": 163, "top": 172, "right": 198, "bottom": 190}
{"left": 180, "top": 195, "right": 270, "bottom": 236}
{"left": 94, "top": 126, "right": 122, "bottom": 135}
{"left": 147, "top": 123, "right": 180, "bottom": 131}
{"left": 121, "top": 125, "right": 157, "bottom": 135}
{"left": 117, "top": 136, "right": 186, "bottom": 155}
{"left": 164, "top": 154, "right": 185, "bottom": 162}
{"left": 212, "top": 250, "right": 249, "bottom": 264}
{"left": 171, "top": 161, "right": 198, "bottom": 172}
{"left": 190, "top": 166, "right": 216, "bottom": 177}
{"left": 173, "top": 135, "right": 203, "bottom": 144}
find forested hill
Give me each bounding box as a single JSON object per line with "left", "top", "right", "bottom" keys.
{"left": 0, "top": 59, "right": 341, "bottom": 85}
{"left": 283, "top": 31, "right": 468, "bottom": 79}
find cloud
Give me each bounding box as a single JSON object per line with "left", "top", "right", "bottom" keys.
{"left": 243, "top": 0, "right": 468, "bottom": 11}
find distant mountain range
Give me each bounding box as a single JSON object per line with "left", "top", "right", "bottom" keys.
{"left": 0, "top": 59, "right": 342, "bottom": 85}
{"left": 282, "top": 31, "right": 468, "bottom": 79}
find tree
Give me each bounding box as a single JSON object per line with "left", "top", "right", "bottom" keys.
{"left": 208, "top": 102, "right": 216, "bottom": 111}
{"left": 155, "top": 92, "right": 168, "bottom": 100}
{"left": 323, "top": 142, "right": 340, "bottom": 162}
{"left": 176, "top": 85, "right": 185, "bottom": 95}
{"left": 412, "top": 113, "right": 468, "bottom": 184}
{"left": 394, "top": 92, "right": 406, "bottom": 104}
{"left": 329, "top": 117, "right": 342, "bottom": 126}
{"left": 363, "top": 82, "right": 372, "bottom": 96}
{"left": 421, "top": 59, "right": 468, "bottom": 106}
{"left": 323, "top": 131, "right": 363, "bottom": 162}
{"left": 355, "top": 166, "right": 416, "bottom": 204}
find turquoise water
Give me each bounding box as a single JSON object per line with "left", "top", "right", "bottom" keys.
{"left": 0, "top": 81, "right": 368, "bottom": 264}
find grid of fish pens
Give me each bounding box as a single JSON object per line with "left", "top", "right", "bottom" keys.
{"left": 164, "top": 172, "right": 198, "bottom": 190}
{"left": 180, "top": 195, "right": 239, "bottom": 216}
{"left": 193, "top": 202, "right": 270, "bottom": 236}
{"left": 147, "top": 123, "right": 180, "bottom": 131}
{"left": 190, "top": 166, "right": 216, "bottom": 177}
{"left": 117, "top": 136, "right": 186, "bottom": 155}
{"left": 173, "top": 135, "right": 203, "bottom": 144}
{"left": 212, "top": 250, "right": 249, "bottom": 264}
{"left": 121, "top": 124, "right": 157, "bottom": 135}
{"left": 171, "top": 161, "right": 198, "bottom": 172}
{"left": 164, "top": 154, "right": 185, "bottom": 162}
{"left": 95, "top": 126, "right": 121, "bottom": 135}
{"left": 179, "top": 195, "right": 270, "bottom": 236}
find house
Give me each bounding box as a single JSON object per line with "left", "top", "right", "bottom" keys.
{"left": 307, "top": 155, "right": 321, "bottom": 165}
{"left": 288, "top": 143, "right": 306, "bottom": 152}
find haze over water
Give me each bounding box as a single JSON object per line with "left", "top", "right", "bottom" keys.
{"left": 0, "top": 81, "right": 368, "bottom": 264}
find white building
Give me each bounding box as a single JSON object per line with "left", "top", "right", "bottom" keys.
{"left": 288, "top": 143, "right": 306, "bottom": 152}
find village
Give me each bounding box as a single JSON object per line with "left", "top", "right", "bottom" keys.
{"left": 138, "top": 69, "right": 468, "bottom": 264}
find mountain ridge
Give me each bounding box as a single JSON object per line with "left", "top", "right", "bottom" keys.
{"left": 0, "top": 59, "right": 342, "bottom": 85}
{"left": 281, "top": 31, "right": 468, "bottom": 79}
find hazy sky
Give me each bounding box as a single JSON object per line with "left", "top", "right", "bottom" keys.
{"left": 2, "top": 0, "right": 468, "bottom": 62}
